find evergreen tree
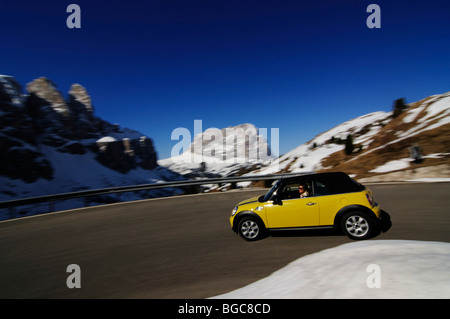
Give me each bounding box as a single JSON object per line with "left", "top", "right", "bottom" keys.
{"left": 393, "top": 98, "right": 408, "bottom": 118}
{"left": 345, "top": 134, "right": 354, "bottom": 155}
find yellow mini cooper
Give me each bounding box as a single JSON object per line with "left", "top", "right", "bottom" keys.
{"left": 230, "top": 172, "right": 391, "bottom": 241}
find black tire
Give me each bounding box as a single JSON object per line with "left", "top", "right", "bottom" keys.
{"left": 341, "top": 211, "right": 375, "bottom": 240}
{"left": 237, "top": 216, "right": 265, "bottom": 241}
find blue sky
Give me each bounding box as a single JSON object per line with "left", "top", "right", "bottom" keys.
{"left": 1, "top": 0, "right": 449, "bottom": 159}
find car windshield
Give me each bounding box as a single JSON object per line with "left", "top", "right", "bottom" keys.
{"left": 262, "top": 180, "right": 281, "bottom": 202}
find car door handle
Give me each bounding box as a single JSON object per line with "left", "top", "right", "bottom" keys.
{"left": 306, "top": 202, "right": 317, "bottom": 206}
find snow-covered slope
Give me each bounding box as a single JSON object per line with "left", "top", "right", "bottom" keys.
{"left": 213, "top": 240, "right": 450, "bottom": 299}
{"left": 252, "top": 90, "right": 450, "bottom": 180}
{"left": 254, "top": 111, "right": 391, "bottom": 175}
{"left": 0, "top": 146, "right": 183, "bottom": 220}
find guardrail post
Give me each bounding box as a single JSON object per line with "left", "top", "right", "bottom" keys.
{"left": 49, "top": 202, "right": 55, "bottom": 213}
{"left": 8, "top": 207, "right": 16, "bottom": 219}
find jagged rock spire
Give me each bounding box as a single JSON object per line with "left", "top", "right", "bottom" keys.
{"left": 26, "top": 77, "right": 71, "bottom": 118}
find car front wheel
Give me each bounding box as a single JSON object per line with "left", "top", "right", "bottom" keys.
{"left": 341, "top": 211, "right": 375, "bottom": 240}
{"left": 238, "top": 217, "right": 264, "bottom": 241}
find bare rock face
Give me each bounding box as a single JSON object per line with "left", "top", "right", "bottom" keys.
{"left": 0, "top": 75, "right": 22, "bottom": 104}
{"left": 135, "top": 136, "right": 158, "bottom": 169}
{"left": 95, "top": 136, "right": 157, "bottom": 173}
{"left": 0, "top": 76, "right": 54, "bottom": 182}
{"left": 26, "top": 77, "right": 71, "bottom": 118}
{"left": 0, "top": 75, "right": 159, "bottom": 183}
{"left": 68, "top": 83, "right": 93, "bottom": 114}
{"left": 189, "top": 123, "right": 273, "bottom": 163}
{"left": 67, "top": 83, "right": 96, "bottom": 139}
{"left": 25, "top": 77, "right": 76, "bottom": 147}
{"left": 96, "top": 138, "right": 136, "bottom": 174}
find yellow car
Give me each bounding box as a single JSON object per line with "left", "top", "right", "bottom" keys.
{"left": 230, "top": 172, "right": 391, "bottom": 241}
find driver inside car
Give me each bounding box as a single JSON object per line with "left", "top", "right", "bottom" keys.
{"left": 298, "top": 184, "right": 309, "bottom": 198}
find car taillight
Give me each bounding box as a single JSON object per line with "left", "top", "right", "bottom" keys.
{"left": 366, "top": 193, "right": 374, "bottom": 207}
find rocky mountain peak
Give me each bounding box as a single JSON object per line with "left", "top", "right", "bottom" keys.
{"left": 68, "top": 83, "right": 93, "bottom": 115}
{"left": 189, "top": 123, "right": 272, "bottom": 163}
{"left": 0, "top": 75, "right": 160, "bottom": 184}
{"left": 26, "top": 77, "right": 70, "bottom": 117}
{"left": 159, "top": 123, "right": 275, "bottom": 177}
{"left": 0, "top": 75, "right": 22, "bottom": 105}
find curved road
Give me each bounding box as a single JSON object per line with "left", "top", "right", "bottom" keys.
{"left": 1, "top": 183, "right": 449, "bottom": 298}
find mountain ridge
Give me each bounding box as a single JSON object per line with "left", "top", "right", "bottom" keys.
{"left": 159, "top": 122, "right": 275, "bottom": 178}
{"left": 251, "top": 90, "right": 450, "bottom": 181}
{"left": 0, "top": 75, "right": 183, "bottom": 213}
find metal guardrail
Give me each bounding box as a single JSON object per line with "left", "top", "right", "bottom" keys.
{"left": 0, "top": 172, "right": 309, "bottom": 210}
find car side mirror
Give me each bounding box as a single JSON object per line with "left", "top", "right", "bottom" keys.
{"left": 258, "top": 195, "right": 265, "bottom": 202}
{"left": 272, "top": 195, "right": 282, "bottom": 205}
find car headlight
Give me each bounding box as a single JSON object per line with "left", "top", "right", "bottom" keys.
{"left": 231, "top": 206, "right": 238, "bottom": 216}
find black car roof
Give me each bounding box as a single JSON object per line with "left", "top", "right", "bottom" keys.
{"left": 280, "top": 172, "right": 364, "bottom": 194}
{"left": 281, "top": 171, "right": 349, "bottom": 182}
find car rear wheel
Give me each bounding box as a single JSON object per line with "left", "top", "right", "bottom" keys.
{"left": 238, "top": 217, "right": 264, "bottom": 241}
{"left": 341, "top": 211, "right": 375, "bottom": 240}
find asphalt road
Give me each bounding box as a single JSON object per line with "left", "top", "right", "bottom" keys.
{"left": 0, "top": 183, "right": 449, "bottom": 298}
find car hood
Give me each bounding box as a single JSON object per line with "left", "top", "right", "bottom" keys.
{"left": 236, "top": 196, "right": 261, "bottom": 207}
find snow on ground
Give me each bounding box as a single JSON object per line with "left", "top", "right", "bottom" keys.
{"left": 312, "top": 111, "right": 390, "bottom": 146}
{"left": 399, "top": 92, "right": 450, "bottom": 139}
{"left": 370, "top": 158, "right": 412, "bottom": 173}
{"left": 369, "top": 153, "right": 450, "bottom": 174}
{"left": 408, "top": 178, "right": 450, "bottom": 182}
{"left": 212, "top": 240, "right": 450, "bottom": 299}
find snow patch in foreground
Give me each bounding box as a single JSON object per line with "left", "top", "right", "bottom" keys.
{"left": 212, "top": 240, "right": 450, "bottom": 299}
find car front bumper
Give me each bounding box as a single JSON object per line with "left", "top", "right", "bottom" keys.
{"left": 378, "top": 210, "right": 392, "bottom": 233}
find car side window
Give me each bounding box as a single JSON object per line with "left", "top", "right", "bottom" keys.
{"left": 280, "top": 182, "right": 312, "bottom": 200}
{"left": 279, "top": 184, "right": 297, "bottom": 200}
{"left": 313, "top": 181, "right": 330, "bottom": 196}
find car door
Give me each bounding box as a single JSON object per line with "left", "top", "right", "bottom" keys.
{"left": 265, "top": 194, "right": 320, "bottom": 228}
{"left": 312, "top": 179, "right": 347, "bottom": 226}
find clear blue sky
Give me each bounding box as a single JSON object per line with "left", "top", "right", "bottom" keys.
{"left": 1, "top": 0, "right": 449, "bottom": 159}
